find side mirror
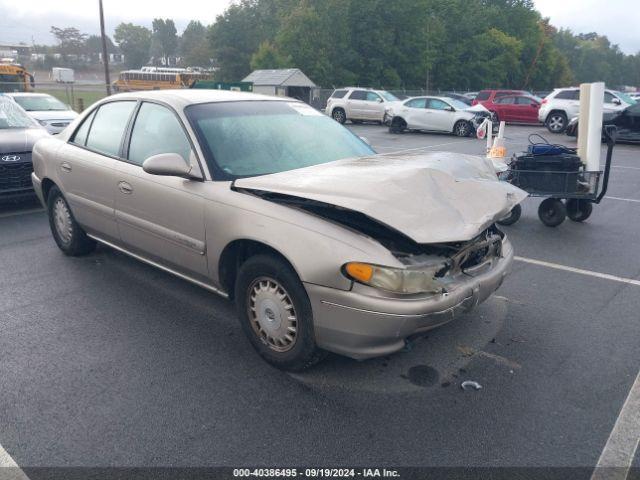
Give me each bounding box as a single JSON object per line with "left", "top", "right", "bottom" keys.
{"left": 143, "top": 153, "right": 196, "bottom": 179}
{"left": 612, "top": 98, "right": 622, "bottom": 105}
{"left": 446, "top": 106, "right": 455, "bottom": 112}
{"left": 376, "top": 98, "right": 383, "bottom": 103}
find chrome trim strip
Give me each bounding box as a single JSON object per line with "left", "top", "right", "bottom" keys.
{"left": 319, "top": 298, "right": 467, "bottom": 318}
{"left": 87, "top": 234, "right": 228, "bottom": 299}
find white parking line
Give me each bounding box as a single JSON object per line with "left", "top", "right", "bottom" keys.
{"left": 605, "top": 196, "right": 640, "bottom": 204}
{"left": 0, "top": 443, "right": 29, "bottom": 480}
{"left": 514, "top": 256, "right": 640, "bottom": 287}
{"left": 0, "top": 208, "right": 44, "bottom": 219}
{"left": 590, "top": 369, "right": 640, "bottom": 480}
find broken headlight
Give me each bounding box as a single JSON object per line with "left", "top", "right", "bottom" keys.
{"left": 342, "top": 262, "right": 447, "bottom": 295}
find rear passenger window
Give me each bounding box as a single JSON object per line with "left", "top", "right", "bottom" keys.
{"left": 128, "top": 102, "right": 192, "bottom": 166}
{"left": 331, "top": 90, "right": 347, "bottom": 99}
{"left": 365, "top": 92, "right": 381, "bottom": 102}
{"left": 555, "top": 90, "right": 578, "bottom": 100}
{"left": 85, "top": 101, "right": 136, "bottom": 156}
{"left": 349, "top": 90, "right": 367, "bottom": 100}
{"left": 71, "top": 109, "right": 96, "bottom": 146}
{"left": 405, "top": 98, "right": 427, "bottom": 108}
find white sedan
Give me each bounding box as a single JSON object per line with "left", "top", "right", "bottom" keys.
{"left": 5, "top": 93, "right": 79, "bottom": 135}
{"left": 385, "top": 96, "right": 489, "bottom": 137}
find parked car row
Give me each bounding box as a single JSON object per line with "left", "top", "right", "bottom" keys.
{"left": 326, "top": 86, "right": 638, "bottom": 140}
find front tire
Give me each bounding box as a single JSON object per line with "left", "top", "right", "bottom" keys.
{"left": 389, "top": 117, "right": 406, "bottom": 134}
{"left": 538, "top": 198, "right": 566, "bottom": 227}
{"left": 47, "top": 186, "right": 96, "bottom": 256}
{"left": 235, "top": 254, "right": 325, "bottom": 371}
{"left": 331, "top": 108, "right": 346, "bottom": 124}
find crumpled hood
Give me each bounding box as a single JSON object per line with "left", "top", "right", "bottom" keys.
{"left": 234, "top": 152, "right": 527, "bottom": 244}
{"left": 0, "top": 127, "right": 49, "bottom": 154}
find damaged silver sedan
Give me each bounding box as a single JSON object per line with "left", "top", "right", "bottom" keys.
{"left": 31, "top": 90, "right": 526, "bottom": 370}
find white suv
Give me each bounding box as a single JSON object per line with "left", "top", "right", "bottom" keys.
{"left": 326, "top": 88, "right": 400, "bottom": 124}
{"left": 539, "top": 87, "right": 633, "bottom": 133}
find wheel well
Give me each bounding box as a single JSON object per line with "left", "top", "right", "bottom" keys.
{"left": 41, "top": 178, "right": 56, "bottom": 205}
{"left": 392, "top": 116, "right": 406, "bottom": 126}
{"left": 218, "top": 240, "right": 298, "bottom": 300}
{"left": 546, "top": 109, "right": 567, "bottom": 121}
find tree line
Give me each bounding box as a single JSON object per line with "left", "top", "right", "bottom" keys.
{"left": 44, "top": 0, "right": 640, "bottom": 90}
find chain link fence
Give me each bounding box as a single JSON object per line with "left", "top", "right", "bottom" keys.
{"left": 3, "top": 82, "right": 476, "bottom": 113}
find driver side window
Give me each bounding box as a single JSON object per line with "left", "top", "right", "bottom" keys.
{"left": 127, "top": 102, "right": 192, "bottom": 166}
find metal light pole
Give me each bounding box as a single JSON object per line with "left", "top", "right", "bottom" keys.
{"left": 99, "top": 0, "right": 111, "bottom": 95}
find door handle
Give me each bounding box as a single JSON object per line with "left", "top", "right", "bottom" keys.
{"left": 118, "top": 181, "right": 133, "bottom": 194}
{"left": 60, "top": 162, "right": 72, "bottom": 173}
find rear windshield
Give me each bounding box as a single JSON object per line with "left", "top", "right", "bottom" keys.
{"left": 186, "top": 101, "right": 375, "bottom": 180}
{"left": 475, "top": 91, "right": 490, "bottom": 101}
{"left": 331, "top": 89, "right": 347, "bottom": 98}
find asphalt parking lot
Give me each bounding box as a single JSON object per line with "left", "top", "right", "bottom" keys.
{"left": 1, "top": 123, "right": 639, "bottom": 477}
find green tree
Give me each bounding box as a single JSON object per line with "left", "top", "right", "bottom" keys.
{"left": 114, "top": 23, "right": 152, "bottom": 69}
{"left": 250, "top": 41, "right": 291, "bottom": 70}
{"left": 180, "top": 21, "right": 212, "bottom": 67}
{"left": 50, "top": 26, "right": 88, "bottom": 57}
{"left": 151, "top": 18, "right": 178, "bottom": 65}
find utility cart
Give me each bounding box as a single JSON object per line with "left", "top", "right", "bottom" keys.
{"left": 498, "top": 126, "right": 616, "bottom": 227}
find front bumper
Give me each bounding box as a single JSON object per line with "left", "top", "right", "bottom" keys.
{"left": 306, "top": 237, "right": 514, "bottom": 359}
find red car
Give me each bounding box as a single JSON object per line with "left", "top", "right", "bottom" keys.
{"left": 473, "top": 90, "right": 541, "bottom": 124}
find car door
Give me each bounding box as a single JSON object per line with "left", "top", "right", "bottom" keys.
{"left": 613, "top": 104, "right": 640, "bottom": 142}
{"left": 494, "top": 96, "right": 517, "bottom": 122}
{"left": 364, "top": 91, "right": 384, "bottom": 121}
{"left": 399, "top": 97, "right": 428, "bottom": 129}
{"left": 424, "top": 98, "right": 456, "bottom": 131}
{"left": 113, "top": 101, "right": 209, "bottom": 279}
{"left": 56, "top": 100, "right": 137, "bottom": 242}
{"left": 345, "top": 90, "right": 367, "bottom": 119}
{"left": 515, "top": 96, "right": 540, "bottom": 123}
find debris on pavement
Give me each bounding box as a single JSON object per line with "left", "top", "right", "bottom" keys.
{"left": 461, "top": 380, "right": 483, "bottom": 391}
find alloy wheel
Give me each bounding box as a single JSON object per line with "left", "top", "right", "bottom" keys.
{"left": 53, "top": 197, "right": 73, "bottom": 244}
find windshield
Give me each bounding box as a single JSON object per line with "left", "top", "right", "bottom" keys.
{"left": 615, "top": 91, "right": 637, "bottom": 105}
{"left": 186, "top": 101, "right": 375, "bottom": 180}
{"left": 0, "top": 97, "right": 37, "bottom": 128}
{"left": 446, "top": 98, "right": 471, "bottom": 110}
{"left": 12, "top": 95, "right": 68, "bottom": 111}
{"left": 378, "top": 91, "right": 399, "bottom": 102}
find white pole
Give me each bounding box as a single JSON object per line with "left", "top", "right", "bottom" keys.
{"left": 577, "top": 83, "right": 591, "bottom": 163}
{"left": 486, "top": 120, "right": 493, "bottom": 154}
{"left": 585, "top": 82, "right": 605, "bottom": 171}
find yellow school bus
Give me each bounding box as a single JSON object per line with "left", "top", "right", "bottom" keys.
{"left": 112, "top": 67, "right": 214, "bottom": 92}
{"left": 0, "top": 63, "right": 34, "bottom": 92}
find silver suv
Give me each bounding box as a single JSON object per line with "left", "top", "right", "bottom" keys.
{"left": 32, "top": 90, "right": 524, "bottom": 370}
{"left": 326, "top": 87, "right": 400, "bottom": 124}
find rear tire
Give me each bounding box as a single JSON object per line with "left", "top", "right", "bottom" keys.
{"left": 497, "top": 204, "right": 522, "bottom": 226}
{"left": 546, "top": 112, "right": 568, "bottom": 134}
{"left": 538, "top": 198, "right": 566, "bottom": 227}
{"left": 47, "top": 186, "right": 96, "bottom": 256}
{"left": 331, "top": 108, "right": 346, "bottom": 124}
{"left": 389, "top": 117, "right": 406, "bottom": 134}
{"left": 235, "top": 254, "right": 326, "bottom": 371}
{"left": 566, "top": 199, "right": 593, "bottom": 222}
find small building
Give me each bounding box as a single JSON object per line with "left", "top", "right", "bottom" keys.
{"left": 242, "top": 68, "right": 317, "bottom": 104}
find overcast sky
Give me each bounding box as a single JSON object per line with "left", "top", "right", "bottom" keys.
{"left": 0, "top": 0, "right": 638, "bottom": 54}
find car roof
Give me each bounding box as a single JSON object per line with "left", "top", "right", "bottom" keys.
{"left": 4, "top": 92, "right": 50, "bottom": 98}
{"left": 99, "top": 89, "right": 294, "bottom": 109}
